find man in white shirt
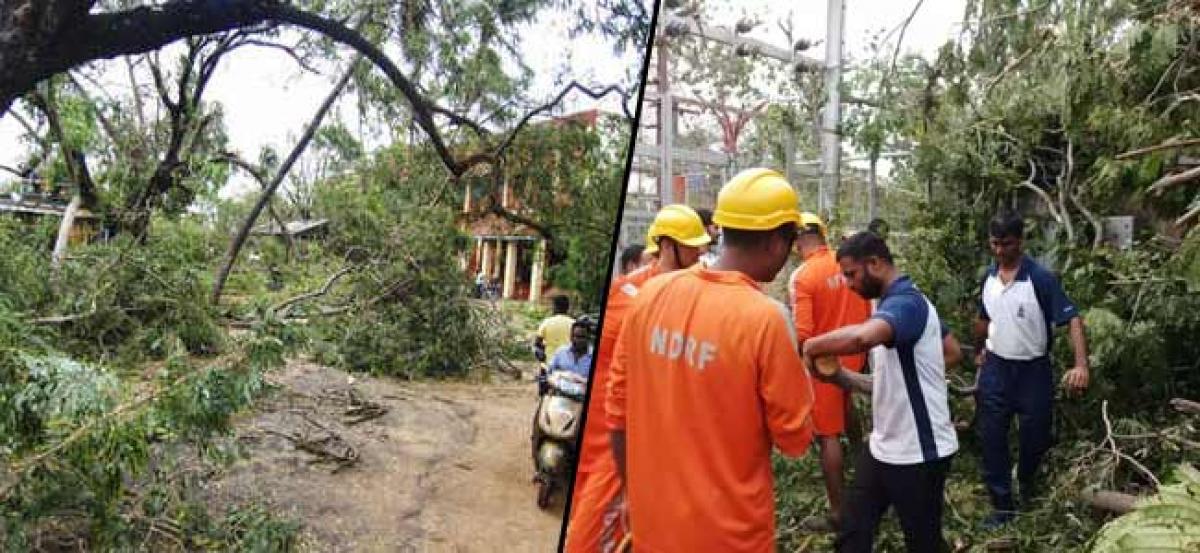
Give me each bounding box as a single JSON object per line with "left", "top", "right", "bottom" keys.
{"left": 974, "top": 210, "right": 1089, "bottom": 528}
{"left": 802, "top": 231, "right": 962, "bottom": 552}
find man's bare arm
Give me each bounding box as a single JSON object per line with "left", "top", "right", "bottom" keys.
{"left": 1062, "top": 316, "right": 1090, "bottom": 395}
{"left": 803, "top": 318, "right": 894, "bottom": 359}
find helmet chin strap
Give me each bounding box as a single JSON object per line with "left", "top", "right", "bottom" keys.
{"left": 670, "top": 240, "right": 682, "bottom": 269}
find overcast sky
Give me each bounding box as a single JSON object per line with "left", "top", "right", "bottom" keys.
{"left": 0, "top": 2, "right": 647, "bottom": 199}
{"left": 716, "top": 0, "right": 967, "bottom": 61}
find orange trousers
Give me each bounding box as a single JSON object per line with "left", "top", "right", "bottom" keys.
{"left": 564, "top": 464, "right": 627, "bottom": 553}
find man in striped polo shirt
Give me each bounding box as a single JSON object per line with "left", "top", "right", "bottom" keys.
{"left": 802, "top": 231, "right": 963, "bottom": 552}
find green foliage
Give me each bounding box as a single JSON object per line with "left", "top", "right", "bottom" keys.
{"left": 199, "top": 504, "right": 300, "bottom": 552}
{"left": 540, "top": 119, "right": 627, "bottom": 311}
{"left": 770, "top": 3, "right": 1200, "bottom": 548}
{"left": 0, "top": 213, "right": 302, "bottom": 548}
{"left": 1091, "top": 464, "right": 1200, "bottom": 552}
{"left": 55, "top": 219, "right": 225, "bottom": 363}
{"left": 0, "top": 320, "right": 293, "bottom": 550}
{"left": 305, "top": 164, "right": 487, "bottom": 379}
{"left": 0, "top": 217, "right": 56, "bottom": 311}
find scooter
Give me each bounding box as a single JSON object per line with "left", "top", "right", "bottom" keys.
{"left": 531, "top": 368, "right": 587, "bottom": 509}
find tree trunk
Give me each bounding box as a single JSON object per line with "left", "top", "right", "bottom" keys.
{"left": 210, "top": 56, "right": 361, "bottom": 305}
{"left": 50, "top": 193, "right": 82, "bottom": 270}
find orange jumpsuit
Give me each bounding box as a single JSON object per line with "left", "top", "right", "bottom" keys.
{"left": 563, "top": 262, "right": 660, "bottom": 553}
{"left": 606, "top": 265, "right": 816, "bottom": 552}
{"left": 788, "top": 246, "right": 871, "bottom": 436}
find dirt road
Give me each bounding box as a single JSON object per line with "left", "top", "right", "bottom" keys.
{"left": 208, "top": 360, "right": 565, "bottom": 552}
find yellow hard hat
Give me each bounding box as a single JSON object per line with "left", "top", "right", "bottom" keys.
{"left": 644, "top": 224, "right": 659, "bottom": 255}
{"left": 712, "top": 168, "right": 801, "bottom": 231}
{"left": 648, "top": 204, "right": 711, "bottom": 248}
{"left": 799, "top": 212, "right": 827, "bottom": 237}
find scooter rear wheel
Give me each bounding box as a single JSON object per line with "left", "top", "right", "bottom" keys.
{"left": 536, "top": 479, "right": 555, "bottom": 509}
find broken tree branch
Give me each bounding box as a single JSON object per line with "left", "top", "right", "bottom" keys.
{"left": 1148, "top": 165, "right": 1200, "bottom": 196}
{"left": 1175, "top": 201, "right": 1200, "bottom": 226}
{"left": 50, "top": 193, "right": 82, "bottom": 271}
{"left": 1058, "top": 139, "right": 1076, "bottom": 246}
{"left": 1071, "top": 175, "right": 1104, "bottom": 250}
{"left": 982, "top": 33, "right": 1053, "bottom": 98}
{"left": 1018, "top": 160, "right": 1067, "bottom": 228}
{"left": 271, "top": 266, "right": 355, "bottom": 317}
{"left": 1170, "top": 398, "right": 1200, "bottom": 415}
{"left": 1101, "top": 400, "right": 1161, "bottom": 489}
{"left": 1114, "top": 137, "right": 1200, "bottom": 160}
{"left": 211, "top": 55, "right": 361, "bottom": 305}
{"left": 212, "top": 151, "right": 295, "bottom": 257}
{"left": 877, "top": 0, "right": 925, "bottom": 102}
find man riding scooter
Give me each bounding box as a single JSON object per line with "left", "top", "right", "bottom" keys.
{"left": 531, "top": 319, "right": 595, "bottom": 508}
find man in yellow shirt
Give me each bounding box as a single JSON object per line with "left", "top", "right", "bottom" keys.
{"left": 535, "top": 295, "right": 575, "bottom": 362}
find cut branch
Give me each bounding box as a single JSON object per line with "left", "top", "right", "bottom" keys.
{"left": 1175, "top": 201, "right": 1200, "bottom": 227}
{"left": 1081, "top": 489, "right": 1137, "bottom": 514}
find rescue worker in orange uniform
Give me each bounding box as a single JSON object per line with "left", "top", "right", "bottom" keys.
{"left": 787, "top": 212, "right": 871, "bottom": 529}
{"left": 564, "top": 205, "right": 711, "bottom": 552}
{"left": 606, "top": 168, "right": 817, "bottom": 552}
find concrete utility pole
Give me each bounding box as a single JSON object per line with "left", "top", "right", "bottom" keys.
{"left": 819, "top": 0, "right": 844, "bottom": 220}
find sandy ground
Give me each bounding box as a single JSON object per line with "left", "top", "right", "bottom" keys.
{"left": 207, "top": 360, "right": 565, "bottom": 552}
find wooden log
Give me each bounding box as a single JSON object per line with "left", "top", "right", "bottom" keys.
{"left": 1082, "top": 489, "right": 1138, "bottom": 514}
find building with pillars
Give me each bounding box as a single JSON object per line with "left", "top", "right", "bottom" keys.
{"left": 457, "top": 109, "right": 606, "bottom": 302}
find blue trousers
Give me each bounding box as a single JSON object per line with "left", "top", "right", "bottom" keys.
{"left": 976, "top": 352, "right": 1054, "bottom": 511}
